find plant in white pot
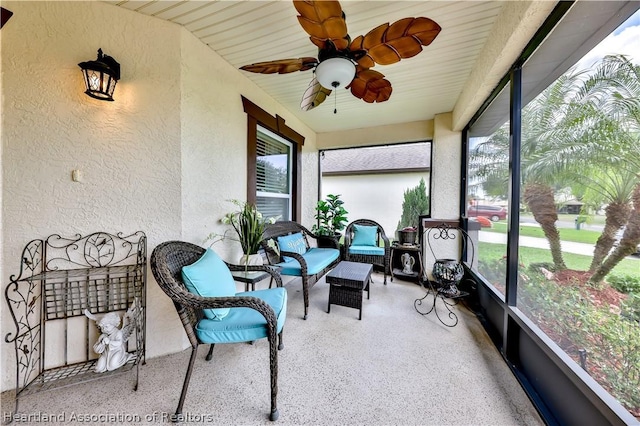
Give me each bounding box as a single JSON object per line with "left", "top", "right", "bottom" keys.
{"left": 207, "top": 200, "right": 277, "bottom": 267}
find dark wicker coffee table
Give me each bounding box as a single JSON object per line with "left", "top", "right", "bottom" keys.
{"left": 326, "top": 261, "right": 373, "bottom": 320}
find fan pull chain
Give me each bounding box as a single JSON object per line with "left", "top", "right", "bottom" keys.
{"left": 332, "top": 82, "right": 339, "bottom": 114}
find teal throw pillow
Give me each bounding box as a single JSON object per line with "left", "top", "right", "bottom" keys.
{"left": 277, "top": 232, "right": 307, "bottom": 262}
{"left": 352, "top": 224, "right": 378, "bottom": 247}
{"left": 181, "top": 248, "right": 236, "bottom": 320}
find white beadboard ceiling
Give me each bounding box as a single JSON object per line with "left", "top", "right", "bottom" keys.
{"left": 104, "top": 1, "right": 505, "bottom": 133}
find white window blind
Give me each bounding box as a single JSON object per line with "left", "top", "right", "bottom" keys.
{"left": 256, "top": 126, "right": 292, "bottom": 221}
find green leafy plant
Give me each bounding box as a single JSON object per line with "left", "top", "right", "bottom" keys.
{"left": 206, "top": 200, "right": 277, "bottom": 255}
{"left": 312, "top": 194, "right": 348, "bottom": 236}
{"left": 517, "top": 271, "right": 640, "bottom": 414}
{"left": 608, "top": 274, "right": 640, "bottom": 294}
{"left": 397, "top": 178, "right": 430, "bottom": 231}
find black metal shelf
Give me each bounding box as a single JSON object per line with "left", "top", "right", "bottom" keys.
{"left": 392, "top": 268, "right": 420, "bottom": 279}
{"left": 390, "top": 243, "right": 423, "bottom": 283}
{"left": 24, "top": 264, "right": 139, "bottom": 282}
{"left": 4, "top": 232, "right": 147, "bottom": 417}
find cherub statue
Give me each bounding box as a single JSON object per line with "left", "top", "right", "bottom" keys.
{"left": 401, "top": 252, "right": 415, "bottom": 274}
{"left": 84, "top": 298, "right": 140, "bottom": 373}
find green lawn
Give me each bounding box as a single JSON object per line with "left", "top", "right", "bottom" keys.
{"left": 479, "top": 242, "right": 638, "bottom": 276}
{"left": 484, "top": 221, "right": 601, "bottom": 244}
{"left": 556, "top": 213, "right": 606, "bottom": 226}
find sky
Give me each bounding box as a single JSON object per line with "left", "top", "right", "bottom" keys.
{"left": 575, "top": 9, "right": 640, "bottom": 70}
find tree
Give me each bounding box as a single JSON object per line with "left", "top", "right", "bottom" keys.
{"left": 589, "top": 181, "right": 640, "bottom": 285}
{"left": 470, "top": 55, "right": 640, "bottom": 280}
{"left": 541, "top": 56, "right": 640, "bottom": 281}
{"left": 397, "top": 178, "right": 429, "bottom": 230}
{"left": 471, "top": 74, "right": 582, "bottom": 271}
{"left": 573, "top": 55, "right": 640, "bottom": 283}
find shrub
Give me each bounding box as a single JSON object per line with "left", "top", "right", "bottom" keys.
{"left": 396, "top": 178, "right": 429, "bottom": 231}
{"left": 527, "top": 262, "right": 556, "bottom": 273}
{"left": 518, "top": 273, "right": 640, "bottom": 413}
{"left": 608, "top": 274, "right": 640, "bottom": 294}
{"left": 478, "top": 258, "right": 507, "bottom": 286}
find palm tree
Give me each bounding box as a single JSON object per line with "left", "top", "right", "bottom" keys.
{"left": 532, "top": 112, "right": 637, "bottom": 272}
{"left": 470, "top": 55, "right": 640, "bottom": 278}
{"left": 470, "top": 80, "right": 573, "bottom": 271}
{"left": 589, "top": 180, "right": 640, "bottom": 285}
{"left": 550, "top": 56, "right": 640, "bottom": 280}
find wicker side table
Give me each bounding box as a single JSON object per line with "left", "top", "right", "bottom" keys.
{"left": 326, "top": 261, "right": 373, "bottom": 320}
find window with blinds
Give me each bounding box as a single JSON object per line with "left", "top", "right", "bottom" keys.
{"left": 256, "top": 126, "right": 292, "bottom": 221}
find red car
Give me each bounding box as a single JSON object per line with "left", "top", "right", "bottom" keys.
{"left": 471, "top": 216, "right": 493, "bottom": 228}
{"left": 467, "top": 204, "right": 507, "bottom": 221}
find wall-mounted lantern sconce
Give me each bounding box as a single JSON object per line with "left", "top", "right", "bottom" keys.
{"left": 78, "top": 48, "right": 120, "bottom": 101}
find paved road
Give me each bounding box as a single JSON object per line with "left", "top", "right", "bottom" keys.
{"left": 479, "top": 231, "right": 639, "bottom": 261}
{"left": 520, "top": 217, "right": 604, "bottom": 232}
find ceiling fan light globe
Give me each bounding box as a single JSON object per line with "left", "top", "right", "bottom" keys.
{"left": 315, "top": 57, "right": 355, "bottom": 90}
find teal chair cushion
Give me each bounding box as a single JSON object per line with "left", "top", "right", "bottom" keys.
{"left": 277, "top": 232, "right": 307, "bottom": 262}
{"left": 181, "top": 248, "right": 236, "bottom": 320}
{"left": 275, "top": 248, "right": 340, "bottom": 276}
{"left": 348, "top": 245, "right": 385, "bottom": 256}
{"left": 351, "top": 224, "right": 378, "bottom": 246}
{"left": 195, "top": 287, "right": 287, "bottom": 343}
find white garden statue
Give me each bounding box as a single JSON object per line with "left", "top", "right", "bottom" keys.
{"left": 84, "top": 298, "right": 140, "bottom": 373}
{"left": 401, "top": 252, "right": 415, "bottom": 274}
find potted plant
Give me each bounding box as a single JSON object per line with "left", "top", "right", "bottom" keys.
{"left": 206, "top": 200, "right": 276, "bottom": 266}
{"left": 312, "top": 194, "right": 348, "bottom": 248}
{"left": 396, "top": 178, "right": 429, "bottom": 245}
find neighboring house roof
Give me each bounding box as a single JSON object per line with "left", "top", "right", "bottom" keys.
{"left": 322, "top": 143, "right": 431, "bottom": 175}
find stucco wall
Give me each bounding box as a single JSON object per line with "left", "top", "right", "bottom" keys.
{"left": 428, "top": 112, "right": 462, "bottom": 264}
{"left": 0, "top": 1, "right": 317, "bottom": 391}
{"left": 322, "top": 172, "right": 430, "bottom": 239}
{"left": 1, "top": 1, "right": 184, "bottom": 385}
{"left": 178, "top": 26, "right": 318, "bottom": 261}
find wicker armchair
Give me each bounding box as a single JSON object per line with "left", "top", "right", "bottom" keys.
{"left": 344, "top": 219, "right": 391, "bottom": 284}
{"left": 150, "top": 241, "right": 285, "bottom": 421}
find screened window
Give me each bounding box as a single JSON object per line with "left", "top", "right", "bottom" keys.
{"left": 464, "top": 3, "right": 640, "bottom": 421}
{"left": 242, "top": 96, "right": 303, "bottom": 221}
{"left": 256, "top": 126, "right": 292, "bottom": 221}
{"left": 467, "top": 85, "right": 510, "bottom": 299}
{"left": 320, "top": 142, "right": 431, "bottom": 238}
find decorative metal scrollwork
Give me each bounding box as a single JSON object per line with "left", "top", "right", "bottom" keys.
{"left": 4, "top": 231, "right": 146, "bottom": 416}
{"left": 44, "top": 231, "right": 143, "bottom": 271}
{"left": 414, "top": 223, "right": 476, "bottom": 327}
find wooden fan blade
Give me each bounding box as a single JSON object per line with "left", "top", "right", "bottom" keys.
{"left": 1, "top": 7, "right": 13, "bottom": 29}
{"left": 300, "top": 77, "right": 332, "bottom": 111}
{"left": 240, "top": 57, "right": 317, "bottom": 74}
{"left": 349, "top": 69, "right": 392, "bottom": 103}
{"left": 355, "top": 17, "right": 441, "bottom": 67}
{"left": 349, "top": 35, "right": 376, "bottom": 69}
{"left": 294, "top": 0, "right": 350, "bottom": 50}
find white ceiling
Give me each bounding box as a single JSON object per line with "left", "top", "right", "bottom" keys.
{"left": 105, "top": 1, "right": 506, "bottom": 133}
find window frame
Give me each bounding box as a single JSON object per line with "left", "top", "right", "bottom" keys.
{"left": 256, "top": 125, "right": 294, "bottom": 220}
{"left": 242, "top": 96, "right": 303, "bottom": 221}
{"left": 462, "top": 2, "right": 640, "bottom": 424}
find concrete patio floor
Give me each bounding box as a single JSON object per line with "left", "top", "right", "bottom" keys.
{"left": 1, "top": 272, "right": 543, "bottom": 425}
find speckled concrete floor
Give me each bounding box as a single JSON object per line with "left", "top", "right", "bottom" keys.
{"left": 1, "top": 273, "right": 543, "bottom": 425}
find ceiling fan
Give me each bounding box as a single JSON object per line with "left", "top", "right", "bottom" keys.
{"left": 239, "top": 0, "right": 441, "bottom": 112}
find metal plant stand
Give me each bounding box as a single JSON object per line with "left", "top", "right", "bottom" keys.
{"left": 414, "top": 223, "right": 474, "bottom": 327}
{"left": 4, "top": 232, "right": 147, "bottom": 418}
